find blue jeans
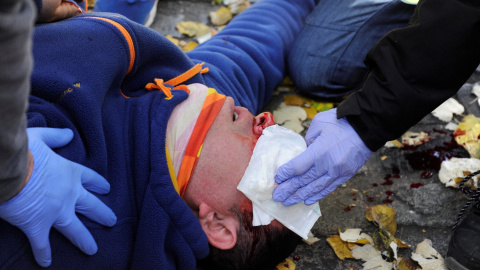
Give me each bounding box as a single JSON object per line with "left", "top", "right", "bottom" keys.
{"left": 289, "top": 0, "right": 415, "bottom": 98}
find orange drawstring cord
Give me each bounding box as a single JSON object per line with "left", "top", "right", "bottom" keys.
{"left": 144, "top": 63, "right": 209, "bottom": 99}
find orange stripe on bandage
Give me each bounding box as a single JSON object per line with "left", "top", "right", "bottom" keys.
{"left": 177, "top": 89, "right": 226, "bottom": 197}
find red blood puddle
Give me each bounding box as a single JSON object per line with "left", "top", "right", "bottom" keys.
{"left": 404, "top": 135, "right": 465, "bottom": 172}
{"left": 344, "top": 206, "right": 352, "bottom": 212}
{"left": 293, "top": 255, "right": 301, "bottom": 262}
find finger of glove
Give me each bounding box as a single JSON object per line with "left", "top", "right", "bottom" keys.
{"left": 77, "top": 164, "right": 110, "bottom": 194}
{"left": 282, "top": 175, "right": 334, "bottom": 206}
{"left": 54, "top": 216, "right": 97, "bottom": 255}
{"left": 28, "top": 127, "right": 74, "bottom": 149}
{"left": 275, "top": 148, "right": 316, "bottom": 184}
{"left": 304, "top": 176, "right": 350, "bottom": 205}
{"left": 27, "top": 230, "right": 52, "bottom": 267}
{"left": 76, "top": 189, "right": 117, "bottom": 227}
{"left": 273, "top": 169, "right": 319, "bottom": 203}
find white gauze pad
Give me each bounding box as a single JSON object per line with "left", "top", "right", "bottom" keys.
{"left": 237, "top": 125, "right": 321, "bottom": 239}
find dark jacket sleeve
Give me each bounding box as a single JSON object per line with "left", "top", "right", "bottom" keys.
{"left": 0, "top": 0, "right": 36, "bottom": 203}
{"left": 337, "top": 0, "right": 480, "bottom": 151}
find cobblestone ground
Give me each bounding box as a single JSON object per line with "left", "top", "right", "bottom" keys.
{"left": 149, "top": 1, "right": 480, "bottom": 269}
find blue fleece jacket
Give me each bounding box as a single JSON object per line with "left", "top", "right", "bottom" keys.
{"left": 0, "top": 0, "right": 314, "bottom": 269}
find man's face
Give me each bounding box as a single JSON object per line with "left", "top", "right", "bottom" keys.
{"left": 188, "top": 97, "right": 275, "bottom": 210}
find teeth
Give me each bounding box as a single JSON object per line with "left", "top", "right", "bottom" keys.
{"left": 233, "top": 111, "right": 239, "bottom": 121}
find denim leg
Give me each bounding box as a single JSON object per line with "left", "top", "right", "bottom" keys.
{"left": 289, "top": 0, "right": 415, "bottom": 98}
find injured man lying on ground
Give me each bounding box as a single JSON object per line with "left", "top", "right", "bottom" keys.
{"left": 0, "top": 0, "right": 318, "bottom": 269}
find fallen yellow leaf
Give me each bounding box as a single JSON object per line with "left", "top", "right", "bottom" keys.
{"left": 454, "top": 114, "right": 480, "bottom": 158}
{"left": 228, "top": 0, "right": 250, "bottom": 14}
{"left": 165, "top": 35, "right": 179, "bottom": 46}
{"left": 284, "top": 94, "right": 308, "bottom": 106}
{"left": 326, "top": 235, "right": 354, "bottom": 260}
{"left": 366, "top": 205, "right": 397, "bottom": 236}
{"left": 176, "top": 21, "right": 210, "bottom": 37}
{"left": 303, "top": 106, "right": 317, "bottom": 120}
{"left": 210, "top": 6, "right": 232, "bottom": 26}
{"left": 385, "top": 140, "right": 404, "bottom": 148}
{"left": 312, "top": 101, "right": 334, "bottom": 112}
{"left": 180, "top": 41, "right": 198, "bottom": 52}
{"left": 276, "top": 258, "right": 296, "bottom": 270}
{"left": 394, "top": 238, "right": 411, "bottom": 249}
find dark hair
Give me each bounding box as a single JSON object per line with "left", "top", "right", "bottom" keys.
{"left": 198, "top": 201, "right": 302, "bottom": 270}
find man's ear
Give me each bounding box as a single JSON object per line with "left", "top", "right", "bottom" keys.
{"left": 198, "top": 203, "right": 239, "bottom": 250}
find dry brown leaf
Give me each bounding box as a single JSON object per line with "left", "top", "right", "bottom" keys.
{"left": 411, "top": 239, "right": 447, "bottom": 270}
{"left": 366, "top": 205, "right": 397, "bottom": 236}
{"left": 371, "top": 229, "right": 395, "bottom": 252}
{"left": 326, "top": 235, "right": 354, "bottom": 260}
{"left": 396, "top": 256, "right": 420, "bottom": 270}
{"left": 176, "top": 21, "right": 210, "bottom": 37}
{"left": 401, "top": 131, "right": 432, "bottom": 146}
{"left": 339, "top": 228, "right": 374, "bottom": 245}
{"left": 276, "top": 258, "right": 296, "bottom": 270}
{"left": 273, "top": 103, "right": 307, "bottom": 133}
{"left": 454, "top": 114, "right": 480, "bottom": 158}
{"left": 394, "top": 238, "right": 411, "bottom": 249}
{"left": 351, "top": 244, "right": 393, "bottom": 270}
{"left": 302, "top": 231, "right": 320, "bottom": 245}
{"left": 210, "top": 6, "right": 232, "bottom": 26}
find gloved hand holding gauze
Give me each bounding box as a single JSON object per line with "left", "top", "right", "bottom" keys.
{"left": 237, "top": 125, "right": 321, "bottom": 239}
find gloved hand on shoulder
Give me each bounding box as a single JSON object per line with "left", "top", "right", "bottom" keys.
{"left": 0, "top": 127, "right": 117, "bottom": 267}
{"left": 273, "top": 108, "right": 373, "bottom": 206}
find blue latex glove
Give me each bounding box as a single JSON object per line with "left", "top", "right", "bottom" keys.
{"left": 0, "top": 127, "right": 117, "bottom": 267}
{"left": 273, "top": 108, "right": 373, "bottom": 206}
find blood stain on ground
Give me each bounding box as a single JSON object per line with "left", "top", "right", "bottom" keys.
{"left": 421, "top": 170, "right": 433, "bottom": 179}
{"left": 383, "top": 190, "right": 394, "bottom": 204}
{"left": 410, "top": 182, "right": 425, "bottom": 189}
{"left": 382, "top": 174, "right": 394, "bottom": 186}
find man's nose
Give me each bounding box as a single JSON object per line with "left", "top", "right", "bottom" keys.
{"left": 253, "top": 112, "right": 275, "bottom": 135}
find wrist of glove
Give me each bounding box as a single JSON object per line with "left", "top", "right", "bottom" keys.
{"left": 0, "top": 127, "right": 116, "bottom": 267}
{"left": 273, "top": 108, "right": 373, "bottom": 206}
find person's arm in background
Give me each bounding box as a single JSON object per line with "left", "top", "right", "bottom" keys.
{"left": 273, "top": 0, "right": 480, "bottom": 206}
{"left": 0, "top": 0, "right": 116, "bottom": 267}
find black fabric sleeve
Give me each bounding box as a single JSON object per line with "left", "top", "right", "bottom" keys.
{"left": 337, "top": 0, "right": 480, "bottom": 151}
{"left": 0, "top": 0, "right": 36, "bottom": 203}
